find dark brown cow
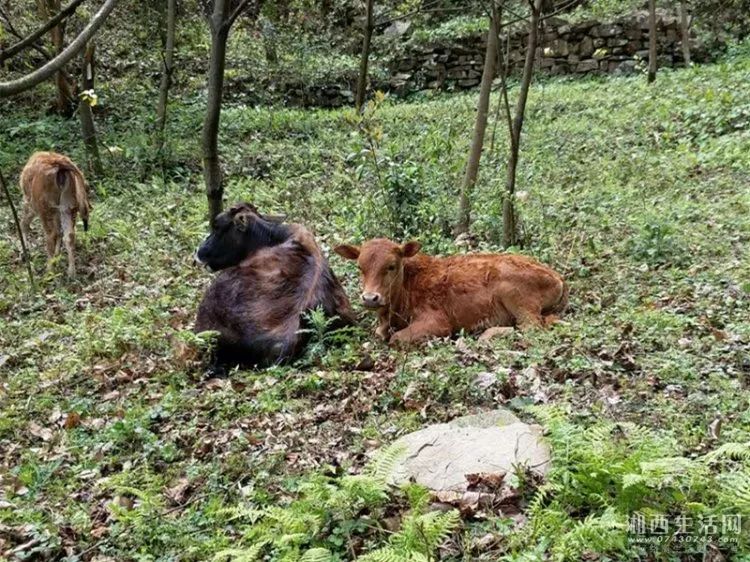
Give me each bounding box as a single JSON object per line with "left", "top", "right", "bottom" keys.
{"left": 334, "top": 238, "right": 567, "bottom": 345}
{"left": 20, "top": 151, "right": 92, "bottom": 277}
{"left": 194, "top": 203, "right": 354, "bottom": 370}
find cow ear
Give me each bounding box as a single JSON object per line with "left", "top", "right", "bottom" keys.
{"left": 334, "top": 244, "right": 360, "bottom": 260}
{"left": 234, "top": 211, "right": 252, "bottom": 230}
{"left": 401, "top": 241, "right": 421, "bottom": 258}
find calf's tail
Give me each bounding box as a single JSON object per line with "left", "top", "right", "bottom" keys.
{"left": 56, "top": 166, "right": 91, "bottom": 231}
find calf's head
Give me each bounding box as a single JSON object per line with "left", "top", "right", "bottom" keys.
{"left": 334, "top": 238, "right": 421, "bottom": 309}
{"left": 196, "top": 202, "right": 288, "bottom": 271}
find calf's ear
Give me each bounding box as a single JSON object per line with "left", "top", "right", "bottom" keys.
{"left": 401, "top": 241, "right": 421, "bottom": 258}
{"left": 334, "top": 244, "right": 360, "bottom": 260}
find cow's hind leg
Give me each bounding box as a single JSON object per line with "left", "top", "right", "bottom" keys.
{"left": 20, "top": 200, "right": 34, "bottom": 251}
{"left": 40, "top": 213, "right": 61, "bottom": 269}
{"left": 60, "top": 210, "right": 77, "bottom": 277}
{"left": 503, "top": 288, "right": 545, "bottom": 330}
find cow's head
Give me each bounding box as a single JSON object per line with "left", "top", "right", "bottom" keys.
{"left": 334, "top": 238, "right": 421, "bottom": 309}
{"left": 195, "top": 202, "right": 288, "bottom": 271}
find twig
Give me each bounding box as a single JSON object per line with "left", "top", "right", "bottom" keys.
{"left": 3, "top": 536, "right": 42, "bottom": 557}
{"left": 0, "top": 167, "right": 36, "bottom": 291}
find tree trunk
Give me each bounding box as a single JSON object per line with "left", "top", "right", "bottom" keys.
{"left": 78, "top": 42, "right": 103, "bottom": 176}
{"left": 355, "top": 0, "right": 374, "bottom": 111}
{"left": 647, "top": 0, "right": 657, "bottom": 83}
{"left": 502, "top": 0, "right": 542, "bottom": 247}
{"left": 156, "top": 0, "right": 177, "bottom": 152}
{"left": 679, "top": 1, "right": 691, "bottom": 66}
{"left": 202, "top": 0, "right": 231, "bottom": 224}
{"left": 37, "top": 0, "right": 76, "bottom": 114}
{"left": 0, "top": 0, "right": 120, "bottom": 98}
{"left": 455, "top": 10, "right": 498, "bottom": 235}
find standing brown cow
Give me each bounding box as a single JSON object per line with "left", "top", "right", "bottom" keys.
{"left": 20, "top": 151, "right": 91, "bottom": 277}
{"left": 334, "top": 238, "right": 567, "bottom": 345}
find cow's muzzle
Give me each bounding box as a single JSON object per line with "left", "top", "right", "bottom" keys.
{"left": 361, "top": 292, "right": 384, "bottom": 309}
{"left": 193, "top": 252, "right": 213, "bottom": 272}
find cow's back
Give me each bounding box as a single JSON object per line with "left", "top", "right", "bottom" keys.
{"left": 402, "top": 252, "right": 565, "bottom": 331}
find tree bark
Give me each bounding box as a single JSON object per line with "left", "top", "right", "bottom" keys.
{"left": 455, "top": 9, "right": 498, "bottom": 235}
{"left": 156, "top": 0, "right": 177, "bottom": 152}
{"left": 647, "top": 0, "right": 657, "bottom": 83}
{"left": 502, "top": 0, "right": 542, "bottom": 247}
{"left": 79, "top": 42, "right": 103, "bottom": 176}
{"left": 203, "top": 0, "right": 231, "bottom": 224}
{"left": 0, "top": 0, "right": 119, "bottom": 98}
{"left": 355, "top": 0, "right": 374, "bottom": 111}
{"left": 679, "top": 0, "right": 691, "bottom": 66}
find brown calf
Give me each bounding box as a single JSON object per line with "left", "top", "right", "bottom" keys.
{"left": 20, "top": 151, "right": 91, "bottom": 277}
{"left": 334, "top": 238, "right": 567, "bottom": 345}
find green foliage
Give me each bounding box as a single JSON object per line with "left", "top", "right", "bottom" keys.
{"left": 2, "top": 42, "right": 750, "bottom": 562}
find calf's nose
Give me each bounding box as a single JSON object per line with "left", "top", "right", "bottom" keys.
{"left": 361, "top": 292, "right": 382, "bottom": 308}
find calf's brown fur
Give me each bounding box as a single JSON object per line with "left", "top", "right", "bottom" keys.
{"left": 335, "top": 238, "right": 567, "bottom": 345}
{"left": 20, "top": 151, "right": 91, "bottom": 277}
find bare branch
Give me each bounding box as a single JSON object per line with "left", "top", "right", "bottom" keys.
{"left": 224, "top": 0, "right": 251, "bottom": 30}
{"left": 0, "top": 0, "right": 119, "bottom": 98}
{"left": 0, "top": 0, "right": 87, "bottom": 64}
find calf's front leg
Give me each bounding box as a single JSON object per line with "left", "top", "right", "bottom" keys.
{"left": 389, "top": 312, "right": 451, "bottom": 347}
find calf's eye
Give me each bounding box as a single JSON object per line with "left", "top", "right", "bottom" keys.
{"left": 387, "top": 264, "right": 396, "bottom": 272}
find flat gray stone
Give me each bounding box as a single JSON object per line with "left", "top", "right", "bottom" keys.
{"left": 385, "top": 409, "right": 550, "bottom": 492}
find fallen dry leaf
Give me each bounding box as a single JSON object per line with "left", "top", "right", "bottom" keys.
{"left": 64, "top": 412, "right": 81, "bottom": 430}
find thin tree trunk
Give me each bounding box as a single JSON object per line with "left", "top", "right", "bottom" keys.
{"left": 37, "top": 0, "right": 76, "bottom": 114}
{"left": 355, "top": 0, "right": 374, "bottom": 111}
{"left": 0, "top": 0, "right": 119, "bottom": 98}
{"left": 455, "top": 9, "right": 498, "bottom": 235}
{"left": 79, "top": 41, "right": 103, "bottom": 176}
{"left": 503, "top": 0, "right": 542, "bottom": 247}
{"left": 156, "top": 0, "right": 177, "bottom": 152}
{"left": 203, "top": 0, "right": 231, "bottom": 224}
{"left": 647, "top": 0, "right": 657, "bottom": 83}
{"left": 679, "top": 1, "right": 691, "bottom": 66}
{"left": 0, "top": 169, "right": 36, "bottom": 291}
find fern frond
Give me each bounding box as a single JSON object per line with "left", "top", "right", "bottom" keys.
{"left": 702, "top": 441, "right": 750, "bottom": 464}
{"left": 212, "top": 543, "right": 266, "bottom": 562}
{"left": 300, "top": 547, "right": 334, "bottom": 562}
{"left": 366, "top": 443, "right": 407, "bottom": 485}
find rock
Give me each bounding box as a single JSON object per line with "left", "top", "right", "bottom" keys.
{"left": 384, "top": 20, "right": 411, "bottom": 37}
{"left": 576, "top": 59, "right": 599, "bottom": 72}
{"left": 546, "top": 39, "right": 569, "bottom": 57}
{"left": 479, "top": 326, "right": 514, "bottom": 342}
{"left": 382, "top": 409, "right": 550, "bottom": 492}
{"left": 593, "top": 24, "right": 622, "bottom": 37}
{"left": 579, "top": 36, "right": 594, "bottom": 57}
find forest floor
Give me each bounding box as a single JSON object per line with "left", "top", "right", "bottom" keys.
{"left": 1, "top": 50, "right": 750, "bottom": 561}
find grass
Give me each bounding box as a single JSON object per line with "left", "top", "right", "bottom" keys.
{"left": 1, "top": 50, "right": 750, "bottom": 560}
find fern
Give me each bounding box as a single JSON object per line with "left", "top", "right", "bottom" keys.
{"left": 299, "top": 547, "right": 334, "bottom": 562}
{"left": 359, "top": 510, "right": 460, "bottom": 561}
{"left": 702, "top": 441, "right": 750, "bottom": 464}
{"left": 366, "top": 443, "right": 407, "bottom": 485}
{"left": 212, "top": 543, "right": 266, "bottom": 562}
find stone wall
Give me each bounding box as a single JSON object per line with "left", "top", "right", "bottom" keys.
{"left": 389, "top": 9, "right": 705, "bottom": 93}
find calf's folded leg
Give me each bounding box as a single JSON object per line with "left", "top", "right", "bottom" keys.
{"left": 390, "top": 312, "right": 451, "bottom": 347}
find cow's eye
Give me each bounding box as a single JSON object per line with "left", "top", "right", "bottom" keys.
{"left": 387, "top": 264, "right": 396, "bottom": 272}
